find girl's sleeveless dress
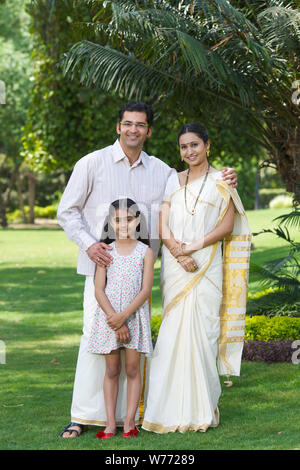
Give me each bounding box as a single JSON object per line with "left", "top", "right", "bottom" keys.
{"left": 88, "top": 241, "right": 153, "bottom": 355}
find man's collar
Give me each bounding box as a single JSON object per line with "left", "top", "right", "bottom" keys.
{"left": 112, "top": 139, "right": 149, "bottom": 168}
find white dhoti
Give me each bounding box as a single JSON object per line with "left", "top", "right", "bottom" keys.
{"left": 70, "top": 276, "right": 149, "bottom": 426}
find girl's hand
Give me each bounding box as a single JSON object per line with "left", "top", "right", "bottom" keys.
{"left": 177, "top": 255, "right": 199, "bottom": 273}
{"left": 116, "top": 325, "right": 130, "bottom": 343}
{"left": 107, "top": 312, "right": 127, "bottom": 330}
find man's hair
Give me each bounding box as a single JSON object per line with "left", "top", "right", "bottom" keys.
{"left": 118, "top": 101, "right": 154, "bottom": 127}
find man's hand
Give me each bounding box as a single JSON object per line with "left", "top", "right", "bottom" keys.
{"left": 221, "top": 167, "right": 238, "bottom": 188}
{"left": 86, "top": 242, "right": 113, "bottom": 267}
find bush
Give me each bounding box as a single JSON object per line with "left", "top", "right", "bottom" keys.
{"left": 244, "top": 316, "right": 300, "bottom": 342}
{"left": 269, "top": 194, "right": 294, "bottom": 209}
{"left": 242, "top": 339, "right": 295, "bottom": 363}
{"left": 259, "top": 188, "right": 287, "bottom": 208}
{"left": 151, "top": 315, "right": 162, "bottom": 344}
{"left": 7, "top": 205, "right": 57, "bottom": 222}
{"left": 247, "top": 288, "right": 300, "bottom": 318}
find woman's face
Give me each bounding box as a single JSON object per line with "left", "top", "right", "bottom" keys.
{"left": 178, "top": 132, "right": 210, "bottom": 168}
{"left": 111, "top": 208, "right": 140, "bottom": 240}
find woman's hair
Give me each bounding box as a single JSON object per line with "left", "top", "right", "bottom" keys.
{"left": 177, "top": 122, "right": 209, "bottom": 145}
{"left": 100, "top": 198, "right": 150, "bottom": 246}
{"left": 118, "top": 101, "right": 154, "bottom": 127}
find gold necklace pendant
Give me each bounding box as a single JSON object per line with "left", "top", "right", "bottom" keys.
{"left": 184, "top": 164, "right": 210, "bottom": 216}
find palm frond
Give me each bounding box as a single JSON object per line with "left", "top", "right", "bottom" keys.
{"left": 273, "top": 209, "right": 300, "bottom": 229}
{"left": 62, "top": 40, "right": 174, "bottom": 99}
{"left": 251, "top": 262, "right": 300, "bottom": 293}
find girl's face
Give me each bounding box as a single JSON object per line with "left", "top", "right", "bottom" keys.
{"left": 179, "top": 132, "right": 210, "bottom": 168}
{"left": 111, "top": 208, "right": 140, "bottom": 240}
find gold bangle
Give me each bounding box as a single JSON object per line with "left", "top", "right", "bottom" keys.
{"left": 177, "top": 256, "right": 188, "bottom": 263}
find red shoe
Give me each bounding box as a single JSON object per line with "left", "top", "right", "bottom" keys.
{"left": 122, "top": 427, "right": 139, "bottom": 438}
{"left": 96, "top": 429, "right": 117, "bottom": 440}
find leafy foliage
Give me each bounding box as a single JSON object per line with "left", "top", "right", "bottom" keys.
{"left": 252, "top": 209, "right": 300, "bottom": 297}
{"left": 60, "top": 0, "right": 300, "bottom": 201}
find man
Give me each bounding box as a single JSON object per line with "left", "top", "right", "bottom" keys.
{"left": 57, "top": 101, "right": 237, "bottom": 438}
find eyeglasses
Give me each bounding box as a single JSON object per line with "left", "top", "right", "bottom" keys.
{"left": 119, "top": 121, "right": 149, "bottom": 129}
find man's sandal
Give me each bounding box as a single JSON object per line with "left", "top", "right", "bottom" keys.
{"left": 59, "top": 422, "right": 88, "bottom": 438}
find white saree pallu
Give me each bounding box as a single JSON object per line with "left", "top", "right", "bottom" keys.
{"left": 142, "top": 172, "right": 251, "bottom": 434}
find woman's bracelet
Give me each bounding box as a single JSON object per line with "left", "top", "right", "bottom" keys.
{"left": 177, "top": 255, "right": 189, "bottom": 263}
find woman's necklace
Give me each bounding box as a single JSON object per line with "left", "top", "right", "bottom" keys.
{"left": 184, "top": 163, "right": 210, "bottom": 216}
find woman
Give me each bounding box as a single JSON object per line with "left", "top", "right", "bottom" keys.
{"left": 142, "top": 123, "right": 251, "bottom": 433}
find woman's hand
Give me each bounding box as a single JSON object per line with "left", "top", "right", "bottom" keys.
{"left": 168, "top": 240, "right": 184, "bottom": 258}
{"left": 177, "top": 255, "right": 199, "bottom": 273}
{"left": 106, "top": 312, "right": 127, "bottom": 330}
{"left": 115, "top": 325, "right": 130, "bottom": 343}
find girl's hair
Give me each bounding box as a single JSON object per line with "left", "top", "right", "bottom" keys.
{"left": 100, "top": 198, "right": 150, "bottom": 246}
{"left": 177, "top": 122, "right": 209, "bottom": 145}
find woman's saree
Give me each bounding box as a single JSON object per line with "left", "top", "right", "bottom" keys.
{"left": 142, "top": 171, "right": 251, "bottom": 433}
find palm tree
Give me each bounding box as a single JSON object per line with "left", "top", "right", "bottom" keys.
{"left": 60, "top": 0, "right": 299, "bottom": 201}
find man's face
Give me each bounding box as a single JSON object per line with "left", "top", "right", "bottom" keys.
{"left": 116, "top": 111, "right": 152, "bottom": 150}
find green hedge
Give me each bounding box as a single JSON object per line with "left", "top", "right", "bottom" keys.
{"left": 244, "top": 316, "right": 300, "bottom": 342}
{"left": 7, "top": 205, "right": 57, "bottom": 222}
{"left": 151, "top": 315, "right": 300, "bottom": 343}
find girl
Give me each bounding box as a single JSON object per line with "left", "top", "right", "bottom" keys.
{"left": 88, "top": 198, "right": 154, "bottom": 439}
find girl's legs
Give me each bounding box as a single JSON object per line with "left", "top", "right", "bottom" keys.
{"left": 124, "top": 349, "right": 141, "bottom": 433}
{"left": 103, "top": 350, "right": 121, "bottom": 433}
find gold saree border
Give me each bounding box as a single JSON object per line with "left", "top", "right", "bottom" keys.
{"left": 162, "top": 179, "right": 231, "bottom": 320}
{"left": 162, "top": 242, "right": 218, "bottom": 320}
{"left": 142, "top": 408, "right": 219, "bottom": 434}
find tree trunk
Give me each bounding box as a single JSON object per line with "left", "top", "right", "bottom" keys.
{"left": 0, "top": 191, "right": 7, "bottom": 228}
{"left": 0, "top": 162, "right": 21, "bottom": 228}
{"left": 16, "top": 170, "right": 27, "bottom": 223}
{"left": 254, "top": 167, "right": 261, "bottom": 210}
{"left": 268, "top": 124, "right": 300, "bottom": 205}
{"left": 27, "top": 171, "right": 36, "bottom": 224}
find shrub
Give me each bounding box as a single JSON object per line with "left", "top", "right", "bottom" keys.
{"left": 7, "top": 205, "right": 57, "bottom": 222}
{"left": 259, "top": 188, "right": 287, "bottom": 208}
{"left": 242, "top": 339, "right": 294, "bottom": 363}
{"left": 269, "top": 194, "right": 293, "bottom": 209}
{"left": 151, "top": 315, "right": 162, "bottom": 344}
{"left": 244, "top": 316, "right": 300, "bottom": 341}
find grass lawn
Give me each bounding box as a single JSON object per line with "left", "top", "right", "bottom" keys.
{"left": 0, "top": 209, "right": 299, "bottom": 450}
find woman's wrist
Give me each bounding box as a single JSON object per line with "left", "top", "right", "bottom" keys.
{"left": 181, "top": 243, "right": 193, "bottom": 255}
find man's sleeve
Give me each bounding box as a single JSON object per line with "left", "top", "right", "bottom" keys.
{"left": 57, "top": 156, "right": 97, "bottom": 252}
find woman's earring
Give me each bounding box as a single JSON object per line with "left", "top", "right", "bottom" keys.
{"left": 207, "top": 148, "right": 210, "bottom": 158}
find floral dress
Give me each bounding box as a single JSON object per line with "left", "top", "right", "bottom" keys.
{"left": 88, "top": 241, "right": 153, "bottom": 355}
